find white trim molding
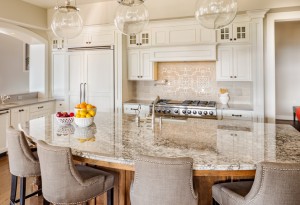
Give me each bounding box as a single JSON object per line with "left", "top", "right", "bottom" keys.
{"left": 265, "top": 11, "right": 300, "bottom": 123}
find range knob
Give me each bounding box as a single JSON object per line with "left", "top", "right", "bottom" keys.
{"left": 162, "top": 109, "right": 166, "bottom": 114}
{"left": 182, "top": 110, "right": 186, "bottom": 114}
{"left": 193, "top": 110, "right": 197, "bottom": 114}
{"left": 157, "top": 109, "right": 161, "bottom": 113}
{"left": 198, "top": 111, "right": 202, "bottom": 115}
{"left": 204, "top": 111, "right": 208, "bottom": 115}
{"left": 174, "top": 109, "right": 179, "bottom": 114}
{"left": 187, "top": 110, "right": 192, "bottom": 114}
{"left": 166, "top": 110, "right": 171, "bottom": 114}
{"left": 209, "top": 111, "right": 214, "bottom": 115}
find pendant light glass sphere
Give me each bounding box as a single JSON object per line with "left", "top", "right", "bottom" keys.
{"left": 114, "top": 2, "right": 149, "bottom": 36}
{"left": 51, "top": 6, "right": 83, "bottom": 39}
{"left": 195, "top": 0, "right": 238, "bottom": 29}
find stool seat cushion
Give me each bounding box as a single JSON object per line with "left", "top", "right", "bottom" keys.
{"left": 212, "top": 181, "right": 253, "bottom": 204}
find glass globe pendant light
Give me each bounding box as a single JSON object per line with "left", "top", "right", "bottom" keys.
{"left": 51, "top": 0, "right": 83, "bottom": 39}
{"left": 195, "top": 0, "right": 238, "bottom": 29}
{"left": 114, "top": 0, "right": 149, "bottom": 36}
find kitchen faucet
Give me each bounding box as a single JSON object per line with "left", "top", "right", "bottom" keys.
{"left": 0, "top": 95, "right": 10, "bottom": 104}
{"left": 152, "top": 96, "right": 160, "bottom": 130}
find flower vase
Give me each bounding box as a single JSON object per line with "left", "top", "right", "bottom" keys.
{"left": 219, "top": 93, "right": 229, "bottom": 105}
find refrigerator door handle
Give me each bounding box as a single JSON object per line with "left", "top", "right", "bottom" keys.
{"left": 80, "top": 83, "right": 83, "bottom": 103}
{"left": 83, "top": 83, "right": 87, "bottom": 103}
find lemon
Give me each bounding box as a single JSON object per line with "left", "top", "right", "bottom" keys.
{"left": 86, "top": 114, "right": 92, "bottom": 118}
{"left": 87, "top": 104, "right": 93, "bottom": 109}
{"left": 80, "top": 114, "right": 86, "bottom": 118}
{"left": 75, "top": 114, "right": 81, "bottom": 118}
{"left": 88, "top": 110, "right": 96, "bottom": 117}
{"left": 80, "top": 110, "right": 87, "bottom": 115}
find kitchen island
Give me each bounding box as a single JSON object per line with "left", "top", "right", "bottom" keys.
{"left": 22, "top": 112, "right": 300, "bottom": 205}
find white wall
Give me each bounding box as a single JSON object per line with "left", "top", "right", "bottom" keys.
{"left": 0, "top": 34, "right": 29, "bottom": 95}
{"left": 275, "top": 21, "right": 300, "bottom": 120}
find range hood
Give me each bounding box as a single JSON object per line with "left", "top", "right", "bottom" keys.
{"left": 150, "top": 45, "right": 216, "bottom": 62}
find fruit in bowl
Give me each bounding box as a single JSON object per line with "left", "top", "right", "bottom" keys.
{"left": 56, "top": 112, "right": 74, "bottom": 125}
{"left": 74, "top": 102, "right": 97, "bottom": 116}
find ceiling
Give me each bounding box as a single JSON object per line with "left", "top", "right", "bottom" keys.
{"left": 22, "top": 0, "right": 113, "bottom": 8}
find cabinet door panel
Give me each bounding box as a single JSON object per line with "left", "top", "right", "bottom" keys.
{"left": 52, "top": 53, "right": 66, "bottom": 97}
{"left": 234, "top": 45, "right": 251, "bottom": 81}
{"left": 199, "top": 28, "right": 216, "bottom": 43}
{"left": 90, "top": 32, "right": 114, "bottom": 46}
{"left": 68, "top": 52, "right": 84, "bottom": 95}
{"left": 233, "top": 22, "right": 250, "bottom": 43}
{"left": 216, "top": 47, "right": 233, "bottom": 81}
{"left": 217, "top": 26, "right": 231, "bottom": 43}
{"left": 140, "top": 51, "right": 154, "bottom": 80}
{"left": 128, "top": 50, "right": 140, "bottom": 80}
{"left": 152, "top": 29, "right": 169, "bottom": 46}
{"left": 169, "top": 27, "right": 198, "bottom": 45}
{"left": 67, "top": 33, "right": 88, "bottom": 48}
{"left": 85, "top": 50, "right": 114, "bottom": 111}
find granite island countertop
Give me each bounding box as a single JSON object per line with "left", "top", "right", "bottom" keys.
{"left": 22, "top": 112, "right": 300, "bottom": 171}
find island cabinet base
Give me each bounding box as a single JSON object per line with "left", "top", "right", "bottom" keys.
{"left": 74, "top": 157, "right": 255, "bottom": 205}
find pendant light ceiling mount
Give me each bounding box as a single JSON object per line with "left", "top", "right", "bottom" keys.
{"left": 117, "top": 0, "right": 145, "bottom": 6}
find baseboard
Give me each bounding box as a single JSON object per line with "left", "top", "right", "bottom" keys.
{"left": 276, "top": 115, "right": 293, "bottom": 120}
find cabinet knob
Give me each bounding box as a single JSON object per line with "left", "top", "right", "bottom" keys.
{"left": 230, "top": 38, "right": 233, "bottom": 41}
{"left": 234, "top": 38, "right": 237, "bottom": 41}
{"left": 234, "top": 76, "right": 237, "bottom": 78}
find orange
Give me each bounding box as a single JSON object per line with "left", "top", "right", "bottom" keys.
{"left": 88, "top": 110, "right": 96, "bottom": 117}
{"left": 86, "top": 104, "right": 93, "bottom": 109}
{"left": 80, "top": 104, "right": 86, "bottom": 109}
{"left": 81, "top": 102, "right": 87, "bottom": 105}
{"left": 75, "top": 104, "right": 81, "bottom": 109}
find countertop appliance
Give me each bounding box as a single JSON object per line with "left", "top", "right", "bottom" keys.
{"left": 150, "top": 99, "right": 217, "bottom": 119}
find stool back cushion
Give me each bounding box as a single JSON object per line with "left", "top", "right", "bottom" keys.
{"left": 130, "top": 155, "right": 198, "bottom": 205}
{"left": 37, "top": 140, "right": 85, "bottom": 203}
{"left": 7, "top": 127, "right": 40, "bottom": 177}
{"left": 245, "top": 162, "right": 300, "bottom": 204}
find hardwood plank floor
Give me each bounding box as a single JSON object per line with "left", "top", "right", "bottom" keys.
{"left": 0, "top": 155, "right": 44, "bottom": 205}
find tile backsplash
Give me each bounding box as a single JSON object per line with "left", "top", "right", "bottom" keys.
{"left": 133, "top": 62, "right": 252, "bottom": 105}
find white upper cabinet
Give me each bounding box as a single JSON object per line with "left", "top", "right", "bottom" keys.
{"left": 151, "top": 25, "right": 216, "bottom": 47}
{"left": 216, "top": 45, "right": 252, "bottom": 81}
{"left": 67, "top": 29, "right": 115, "bottom": 48}
{"left": 128, "top": 31, "right": 151, "bottom": 48}
{"left": 128, "top": 49, "right": 157, "bottom": 81}
{"left": 52, "top": 39, "right": 65, "bottom": 51}
{"left": 217, "top": 22, "right": 250, "bottom": 43}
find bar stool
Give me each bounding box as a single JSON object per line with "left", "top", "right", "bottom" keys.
{"left": 130, "top": 155, "right": 198, "bottom": 205}
{"left": 37, "top": 140, "right": 114, "bottom": 205}
{"left": 212, "top": 162, "right": 300, "bottom": 205}
{"left": 7, "top": 127, "right": 42, "bottom": 205}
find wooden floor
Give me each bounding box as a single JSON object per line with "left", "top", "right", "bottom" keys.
{"left": 276, "top": 119, "right": 300, "bottom": 132}
{"left": 0, "top": 155, "right": 44, "bottom": 205}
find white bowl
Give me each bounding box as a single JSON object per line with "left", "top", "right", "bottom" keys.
{"left": 74, "top": 117, "right": 94, "bottom": 127}
{"left": 56, "top": 117, "right": 74, "bottom": 126}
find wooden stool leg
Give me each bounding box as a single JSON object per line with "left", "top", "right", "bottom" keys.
{"left": 43, "top": 199, "right": 50, "bottom": 205}
{"left": 107, "top": 188, "right": 114, "bottom": 205}
{"left": 9, "top": 175, "right": 18, "bottom": 205}
{"left": 20, "top": 177, "right": 26, "bottom": 205}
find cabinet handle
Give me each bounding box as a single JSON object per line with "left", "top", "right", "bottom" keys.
{"left": 234, "top": 38, "right": 237, "bottom": 41}
{"left": 232, "top": 114, "right": 242, "bottom": 117}
{"left": 230, "top": 38, "right": 233, "bottom": 41}
{"left": 19, "top": 109, "right": 24, "bottom": 112}
{"left": 38, "top": 106, "right": 44, "bottom": 109}
{"left": 234, "top": 76, "right": 237, "bottom": 78}
{"left": 230, "top": 76, "right": 233, "bottom": 78}
{"left": 59, "top": 104, "right": 62, "bottom": 106}
{"left": 0, "top": 111, "right": 9, "bottom": 115}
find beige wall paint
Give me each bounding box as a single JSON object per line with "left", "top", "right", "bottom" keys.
{"left": 0, "top": 34, "right": 29, "bottom": 95}
{"left": 0, "top": 0, "right": 47, "bottom": 29}
{"left": 275, "top": 21, "right": 300, "bottom": 120}
{"left": 47, "top": 0, "right": 300, "bottom": 27}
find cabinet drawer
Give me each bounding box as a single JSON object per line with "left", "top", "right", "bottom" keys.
{"left": 30, "top": 110, "right": 51, "bottom": 120}
{"left": 124, "top": 104, "right": 150, "bottom": 116}
{"left": 221, "top": 110, "right": 253, "bottom": 121}
{"left": 29, "top": 103, "right": 51, "bottom": 113}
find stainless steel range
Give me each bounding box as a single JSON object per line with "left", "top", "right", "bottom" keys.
{"left": 150, "top": 99, "right": 217, "bottom": 119}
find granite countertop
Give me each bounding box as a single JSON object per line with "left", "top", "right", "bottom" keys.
{"left": 0, "top": 98, "right": 56, "bottom": 111}
{"left": 217, "top": 104, "right": 253, "bottom": 111}
{"left": 22, "top": 112, "right": 300, "bottom": 171}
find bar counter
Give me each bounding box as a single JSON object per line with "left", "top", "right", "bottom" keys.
{"left": 22, "top": 112, "right": 300, "bottom": 205}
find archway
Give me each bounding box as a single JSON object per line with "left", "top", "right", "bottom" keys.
{"left": 0, "top": 21, "right": 48, "bottom": 98}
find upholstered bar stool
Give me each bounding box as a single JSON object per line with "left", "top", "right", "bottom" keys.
{"left": 130, "top": 155, "right": 198, "bottom": 205}
{"left": 37, "top": 140, "right": 114, "bottom": 205}
{"left": 212, "top": 162, "right": 300, "bottom": 205}
{"left": 7, "top": 127, "right": 42, "bottom": 205}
